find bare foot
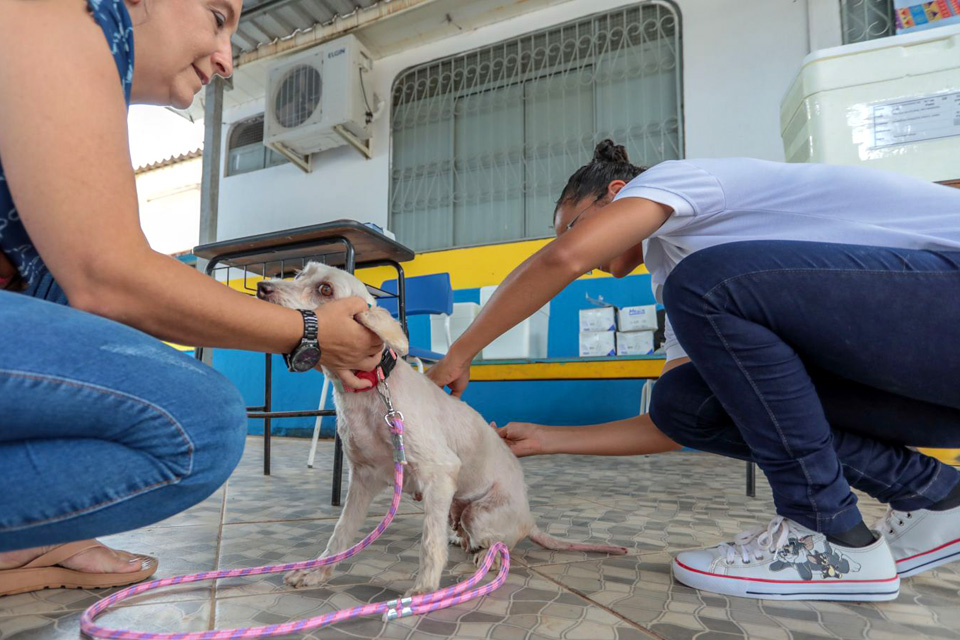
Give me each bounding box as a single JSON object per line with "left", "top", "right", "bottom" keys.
{"left": 0, "top": 541, "right": 146, "bottom": 574}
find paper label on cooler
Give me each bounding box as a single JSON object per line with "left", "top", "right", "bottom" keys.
{"left": 869, "top": 90, "right": 960, "bottom": 149}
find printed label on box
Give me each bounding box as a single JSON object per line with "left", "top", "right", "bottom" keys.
{"left": 618, "top": 305, "right": 658, "bottom": 332}
{"left": 895, "top": 0, "right": 960, "bottom": 33}
{"left": 579, "top": 331, "right": 616, "bottom": 357}
{"left": 579, "top": 307, "right": 617, "bottom": 332}
{"left": 616, "top": 331, "right": 655, "bottom": 356}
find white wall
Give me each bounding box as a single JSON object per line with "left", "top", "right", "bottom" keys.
{"left": 137, "top": 157, "right": 202, "bottom": 255}
{"left": 217, "top": 0, "right": 838, "bottom": 242}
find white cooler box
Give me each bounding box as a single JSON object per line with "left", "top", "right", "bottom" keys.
{"left": 430, "top": 302, "right": 481, "bottom": 355}
{"left": 479, "top": 286, "right": 550, "bottom": 360}
{"left": 780, "top": 24, "right": 960, "bottom": 182}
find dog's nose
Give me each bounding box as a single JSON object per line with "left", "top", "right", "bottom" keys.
{"left": 256, "top": 281, "right": 274, "bottom": 299}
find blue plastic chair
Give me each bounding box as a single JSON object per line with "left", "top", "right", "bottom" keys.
{"left": 379, "top": 273, "right": 454, "bottom": 365}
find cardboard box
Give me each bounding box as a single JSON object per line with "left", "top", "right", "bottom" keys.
{"left": 617, "top": 305, "right": 658, "bottom": 332}
{"left": 894, "top": 1, "right": 960, "bottom": 34}
{"left": 617, "top": 330, "right": 655, "bottom": 356}
{"left": 579, "top": 307, "right": 617, "bottom": 332}
{"left": 579, "top": 331, "right": 616, "bottom": 357}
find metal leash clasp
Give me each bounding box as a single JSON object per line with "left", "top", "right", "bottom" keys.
{"left": 376, "top": 379, "right": 407, "bottom": 465}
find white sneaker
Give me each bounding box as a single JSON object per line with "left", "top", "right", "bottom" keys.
{"left": 672, "top": 516, "right": 900, "bottom": 601}
{"left": 877, "top": 505, "right": 960, "bottom": 578}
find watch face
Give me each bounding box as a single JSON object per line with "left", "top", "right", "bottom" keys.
{"left": 292, "top": 346, "right": 322, "bottom": 371}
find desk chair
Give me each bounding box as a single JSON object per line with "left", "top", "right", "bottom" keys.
{"left": 378, "top": 273, "right": 453, "bottom": 368}
{"left": 306, "top": 273, "right": 454, "bottom": 468}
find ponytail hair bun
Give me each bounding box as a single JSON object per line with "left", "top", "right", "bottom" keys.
{"left": 555, "top": 139, "right": 646, "bottom": 210}
{"left": 593, "top": 139, "right": 630, "bottom": 164}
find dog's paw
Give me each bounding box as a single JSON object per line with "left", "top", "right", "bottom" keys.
{"left": 472, "top": 551, "right": 486, "bottom": 568}
{"left": 448, "top": 530, "right": 464, "bottom": 547}
{"left": 404, "top": 582, "right": 439, "bottom": 598}
{"left": 472, "top": 548, "right": 502, "bottom": 569}
{"left": 284, "top": 566, "right": 332, "bottom": 589}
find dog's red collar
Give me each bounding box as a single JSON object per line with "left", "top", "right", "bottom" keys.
{"left": 344, "top": 348, "right": 399, "bottom": 393}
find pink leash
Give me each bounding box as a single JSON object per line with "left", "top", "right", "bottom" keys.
{"left": 81, "top": 379, "right": 510, "bottom": 640}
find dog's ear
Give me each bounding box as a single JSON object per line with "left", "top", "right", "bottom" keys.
{"left": 357, "top": 306, "right": 409, "bottom": 357}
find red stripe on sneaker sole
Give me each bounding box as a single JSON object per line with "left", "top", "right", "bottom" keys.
{"left": 673, "top": 560, "right": 899, "bottom": 584}
{"left": 895, "top": 536, "right": 960, "bottom": 564}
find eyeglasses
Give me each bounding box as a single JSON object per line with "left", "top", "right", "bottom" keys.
{"left": 564, "top": 195, "right": 605, "bottom": 232}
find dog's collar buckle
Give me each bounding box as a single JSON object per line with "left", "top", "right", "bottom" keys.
{"left": 378, "top": 348, "right": 399, "bottom": 379}
{"left": 343, "top": 348, "right": 399, "bottom": 394}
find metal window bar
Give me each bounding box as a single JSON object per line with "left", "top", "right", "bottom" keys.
{"left": 227, "top": 114, "right": 290, "bottom": 176}
{"left": 389, "top": 1, "right": 683, "bottom": 252}
{"left": 840, "top": 0, "right": 896, "bottom": 44}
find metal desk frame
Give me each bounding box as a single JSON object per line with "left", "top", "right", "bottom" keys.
{"left": 193, "top": 222, "right": 413, "bottom": 506}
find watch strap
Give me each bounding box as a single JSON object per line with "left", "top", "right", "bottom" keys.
{"left": 300, "top": 309, "right": 319, "bottom": 342}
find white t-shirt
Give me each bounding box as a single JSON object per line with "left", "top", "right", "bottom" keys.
{"left": 613, "top": 158, "right": 960, "bottom": 361}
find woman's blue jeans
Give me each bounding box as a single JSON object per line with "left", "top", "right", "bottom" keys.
{"left": 652, "top": 241, "right": 960, "bottom": 535}
{"left": 0, "top": 291, "right": 248, "bottom": 551}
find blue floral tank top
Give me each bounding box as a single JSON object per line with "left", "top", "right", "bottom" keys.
{"left": 0, "top": 0, "right": 134, "bottom": 305}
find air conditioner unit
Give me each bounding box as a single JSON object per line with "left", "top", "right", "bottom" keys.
{"left": 264, "top": 35, "right": 378, "bottom": 172}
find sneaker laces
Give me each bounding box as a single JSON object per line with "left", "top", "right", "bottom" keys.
{"left": 875, "top": 508, "right": 913, "bottom": 535}
{"left": 718, "top": 516, "right": 798, "bottom": 565}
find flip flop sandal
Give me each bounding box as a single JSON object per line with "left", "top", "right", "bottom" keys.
{"left": 0, "top": 540, "right": 158, "bottom": 596}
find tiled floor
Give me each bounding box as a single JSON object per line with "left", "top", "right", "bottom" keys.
{"left": 3, "top": 436, "right": 960, "bottom": 639}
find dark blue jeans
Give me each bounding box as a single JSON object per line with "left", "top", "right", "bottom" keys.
{"left": 652, "top": 241, "right": 960, "bottom": 535}
{"left": 0, "top": 291, "right": 248, "bottom": 551}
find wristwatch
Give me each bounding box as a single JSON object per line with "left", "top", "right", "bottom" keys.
{"left": 284, "top": 309, "right": 322, "bottom": 373}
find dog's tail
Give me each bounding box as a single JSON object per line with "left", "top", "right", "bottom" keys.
{"left": 528, "top": 526, "right": 628, "bottom": 555}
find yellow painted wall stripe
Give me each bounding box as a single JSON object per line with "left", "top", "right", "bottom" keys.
{"left": 917, "top": 448, "right": 960, "bottom": 466}
{"left": 184, "top": 239, "right": 650, "bottom": 351}
{"left": 218, "top": 238, "right": 649, "bottom": 292}
{"left": 469, "top": 357, "right": 664, "bottom": 380}
{"left": 354, "top": 238, "right": 648, "bottom": 289}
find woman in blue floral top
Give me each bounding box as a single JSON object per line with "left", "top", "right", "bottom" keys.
{"left": 0, "top": 0, "right": 384, "bottom": 596}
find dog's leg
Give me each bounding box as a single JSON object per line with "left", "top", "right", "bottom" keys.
{"left": 285, "top": 467, "right": 383, "bottom": 588}
{"left": 406, "top": 468, "right": 459, "bottom": 596}
{"left": 448, "top": 499, "right": 468, "bottom": 548}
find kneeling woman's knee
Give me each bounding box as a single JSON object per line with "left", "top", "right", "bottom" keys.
{"left": 175, "top": 370, "right": 248, "bottom": 492}
{"left": 648, "top": 363, "right": 710, "bottom": 446}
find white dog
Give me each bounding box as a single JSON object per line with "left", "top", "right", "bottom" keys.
{"left": 257, "top": 262, "right": 627, "bottom": 595}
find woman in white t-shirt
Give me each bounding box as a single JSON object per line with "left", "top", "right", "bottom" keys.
{"left": 427, "top": 139, "right": 960, "bottom": 603}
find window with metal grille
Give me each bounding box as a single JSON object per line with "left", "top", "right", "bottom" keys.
{"left": 389, "top": 1, "right": 683, "bottom": 252}
{"left": 226, "top": 115, "right": 289, "bottom": 176}
{"left": 840, "top": 0, "right": 896, "bottom": 44}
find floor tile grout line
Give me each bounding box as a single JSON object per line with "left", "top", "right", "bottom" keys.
{"left": 0, "top": 589, "right": 217, "bottom": 619}
{"left": 220, "top": 511, "right": 423, "bottom": 526}
{"left": 522, "top": 561, "right": 668, "bottom": 640}
{"left": 518, "top": 548, "right": 679, "bottom": 570}
{"left": 208, "top": 482, "right": 229, "bottom": 629}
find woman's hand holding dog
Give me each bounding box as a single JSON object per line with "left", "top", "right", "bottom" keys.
{"left": 426, "top": 354, "right": 471, "bottom": 397}
{"left": 495, "top": 422, "right": 548, "bottom": 457}
{"left": 314, "top": 297, "right": 384, "bottom": 389}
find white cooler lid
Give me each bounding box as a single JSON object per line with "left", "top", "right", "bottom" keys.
{"left": 780, "top": 23, "right": 960, "bottom": 125}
